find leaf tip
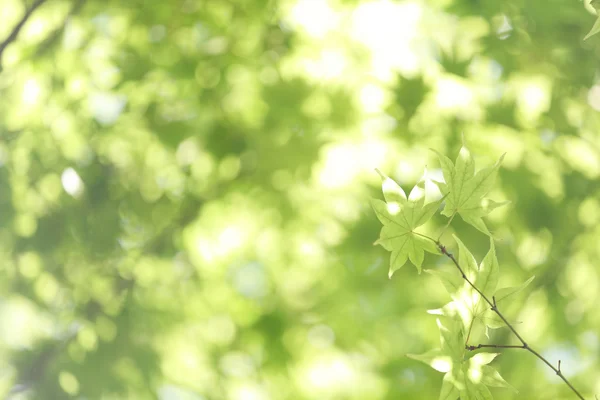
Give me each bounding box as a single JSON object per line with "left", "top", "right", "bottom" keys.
{"left": 375, "top": 168, "right": 385, "bottom": 180}
{"left": 584, "top": 17, "right": 600, "bottom": 41}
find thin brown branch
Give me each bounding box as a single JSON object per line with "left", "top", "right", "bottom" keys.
{"left": 435, "top": 241, "right": 586, "bottom": 400}
{"left": 466, "top": 343, "right": 526, "bottom": 351}
{"left": 0, "top": 0, "right": 49, "bottom": 67}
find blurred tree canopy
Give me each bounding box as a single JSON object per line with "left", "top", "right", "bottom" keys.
{"left": 0, "top": 0, "right": 599, "bottom": 399}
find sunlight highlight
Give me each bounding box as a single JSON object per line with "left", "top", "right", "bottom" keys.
{"left": 231, "top": 384, "right": 269, "bottom": 400}
{"left": 386, "top": 202, "right": 400, "bottom": 215}
{"left": 61, "top": 168, "right": 84, "bottom": 197}
{"left": 218, "top": 226, "right": 244, "bottom": 254}
{"left": 290, "top": 0, "right": 339, "bottom": 38}
{"left": 522, "top": 83, "right": 546, "bottom": 112}
{"left": 304, "top": 49, "right": 347, "bottom": 81}
{"left": 307, "top": 357, "right": 354, "bottom": 390}
{"left": 514, "top": 77, "right": 551, "bottom": 122}
{"left": 318, "top": 140, "right": 387, "bottom": 189}
{"left": 431, "top": 356, "right": 452, "bottom": 373}
{"left": 436, "top": 77, "right": 474, "bottom": 110}
{"left": 22, "top": 78, "right": 42, "bottom": 105}
{"left": 360, "top": 84, "right": 387, "bottom": 113}
{"left": 351, "top": 1, "right": 423, "bottom": 79}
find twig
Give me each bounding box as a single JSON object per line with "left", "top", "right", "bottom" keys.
{"left": 0, "top": 0, "right": 49, "bottom": 67}
{"left": 466, "top": 343, "right": 526, "bottom": 351}
{"left": 434, "top": 240, "right": 585, "bottom": 400}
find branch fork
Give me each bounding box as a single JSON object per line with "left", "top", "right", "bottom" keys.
{"left": 431, "top": 238, "right": 585, "bottom": 399}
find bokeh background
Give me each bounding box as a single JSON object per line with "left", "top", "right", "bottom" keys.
{"left": 0, "top": 0, "right": 599, "bottom": 399}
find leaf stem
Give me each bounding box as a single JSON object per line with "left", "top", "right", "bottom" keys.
{"left": 437, "top": 212, "right": 456, "bottom": 241}
{"left": 436, "top": 241, "right": 585, "bottom": 400}
{"left": 412, "top": 231, "right": 438, "bottom": 244}
{"left": 465, "top": 318, "right": 475, "bottom": 347}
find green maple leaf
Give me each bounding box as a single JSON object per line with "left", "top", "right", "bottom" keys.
{"left": 427, "top": 236, "right": 514, "bottom": 342}
{"left": 407, "top": 317, "right": 465, "bottom": 374}
{"left": 459, "top": 368, "right": 494, "bottom": 400}
{"left": 459, "top": 352, "right": 517, "bottom": 399}
{"left": 439, "top": 372, "right": 460, "bottom": 400}
{"left": 433, "top": 145, "right": 506, "bottom": 236}
{"left": 455, "top": 236, "right": 504, "bottom": 336}
{"left": 494, "top": 275, "right": 535, "bottom": 303}
{"left": 471, "top": 237, "right": 500, "bottom": 314}
{"left": 426, "top": 236, "right": 499, "bottom": 322}
{"left": 408, "top": 317, "right": 512, "bottom": 399}
{"left": 372, "top": 170, "right": 443, "bottom": 276}
{"left": 478, "top": 275, "right": 535, "bottom": 332}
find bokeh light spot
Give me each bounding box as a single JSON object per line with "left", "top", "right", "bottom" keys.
{"left": 59, "top": 371, "right": 80, "bottom": 395}
{"left": 61, "top": 167, "right": 84, "bottom": 197}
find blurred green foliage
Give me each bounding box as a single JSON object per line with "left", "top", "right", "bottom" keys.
{"left": 0, "top": 0, "right": 599, "bottom": 399}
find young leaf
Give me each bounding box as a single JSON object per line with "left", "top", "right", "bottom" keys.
{"left": 425, "top": 268, "right": 464, "bottom": 295}
{"left": 438, "top": 238, "right": 507, "bottom": 337}
{"left": 372, "top": 173, "right": 443, "bottom": 276}
{"left": 459, "top": 361, "right": 495, "bottom": 400}
{"left": 469, "top": 352, "right": 500, "bottom": 367}
{"left": 440, "top": 373, "right": 460, "bottom": 400}
{"left": 433, "top": 147, "right": 505, "bottom": 235}
{"left": 477, "top": 311, "right": 506, "bottom": 329}
{"left": 406, "top": 349, "right": 451, "bottom": 372}
{"left": 494, "top": 275, "right": 535, "bottom": 304}
{"left": 375, "top": 168, "right": 407, "bottom": 205}
{"left": 427, "top": 300, "right": 460, "bottom": 317}
{"left": 407, "top": 317, "right": 465, "bottom": 384}
{"left": 434, "top": 298, "right": 477, "bottom": 333}
{"left": 584, "top": 16, "right": 600, "bottom": 40}
{"left": 475, "top": 270, "right": 530, "bottom": 332}
{"left": 453, "top": 235, "right": 478, "bottom": 280}
{"left": 411, "top": 315, "right": 508, "bottom": 399}
{"left": 438, "top": 317, "right": 465, "bottom": 362}
{"left": 472, "top": 238, "right": 499, "bottom": 316}
{"left": 481, "top": 365, "right": 517, "bottom": 391}
{"left": 406, "top": 319, "right": 463, "bottom": 377}
{"left": 477, "top": 309, "right": 522, "bottom": 331}
{"left": 475, "top": 239, "right": 499, "bottom": 298}
{"left": 460, "top": 379, "right": 493, "bottom": 400}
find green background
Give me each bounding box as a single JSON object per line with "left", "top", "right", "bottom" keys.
{"left": 0, "top": 0, "right": 599, "bottom": 399}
